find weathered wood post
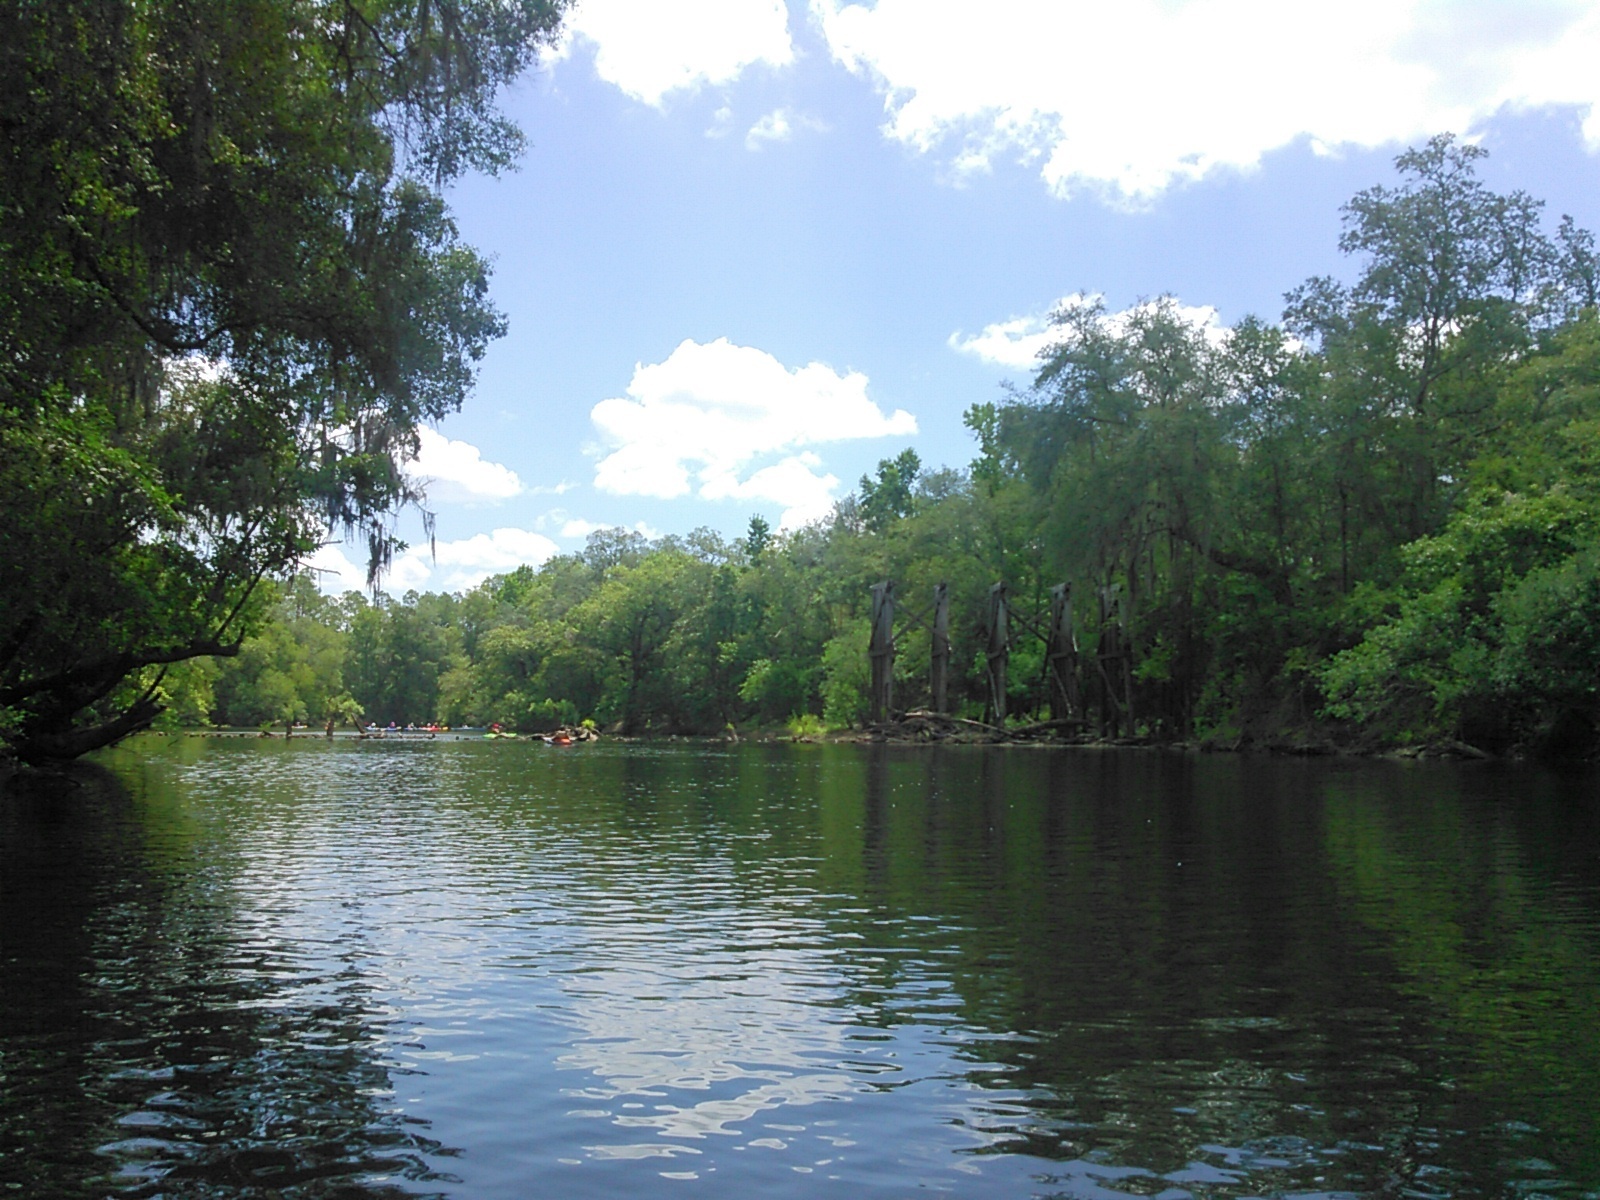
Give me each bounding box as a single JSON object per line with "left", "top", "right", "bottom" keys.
{"left": 1047, "top": 583, "right": 1082, "bottom": 722}
{"left": 1096, "top": 583, "right": 1130, "bottom": 737}
{"left": 868, "top": 580, "right": 895, "bottom": 724}
{"left": 930, "top": 582, "right": 950, "bottom": 715}
{"left": 983, "top": 581, "right": 1009, "bottom": 725}
{"left": 1114, "top": 586, "right": 1136, "bottom": 733}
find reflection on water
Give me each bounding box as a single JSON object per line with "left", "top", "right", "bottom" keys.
{"left": 2, "top": 739, "right": 1599, "bottom": 1198}
{"left": 0, "top": 762, "right": 453, "bottom": 1199}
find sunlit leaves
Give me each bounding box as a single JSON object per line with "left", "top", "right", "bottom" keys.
{"left": 0, "top": 0, "right": 568, "bottom": 759}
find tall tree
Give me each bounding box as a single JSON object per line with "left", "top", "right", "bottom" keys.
{"left": 858, "top": 449, "right": 922, "bottom": 533}
{"left": 1283, "top": 134, "right": 1559, "bottom": 556}
{"left": 0, "top": 0, "right": 567, "bottom": 761}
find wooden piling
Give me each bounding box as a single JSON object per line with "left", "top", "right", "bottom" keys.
{"left": 983, "top": 582, "right": 1009, "bottom": 725}
{"left": 869, "top": 580, "right": 895, "bottom": 723}
{"left": 1047, "top": 583, "right": 1082, "bottom": 722}
{"left": 930, "top": 582, "right": 950, "bottom": 715}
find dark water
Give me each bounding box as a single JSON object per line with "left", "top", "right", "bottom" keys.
{"left": 3, "top": 740, "right": 1600, "bottom": 1199}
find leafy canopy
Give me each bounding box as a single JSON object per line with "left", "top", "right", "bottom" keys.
{"left": 0, "top": 0, "right": 566, "bottom": 762}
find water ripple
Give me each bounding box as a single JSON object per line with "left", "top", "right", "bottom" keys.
{"left": 2, "top": 740, "right": 1599, "bottom": 1197}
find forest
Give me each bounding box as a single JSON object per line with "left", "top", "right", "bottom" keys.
{"left": 0, "top": 0, "right": 567, "bottom": 763}
{"left": 165, "top": 136, "right": 1600, "bottom": 757}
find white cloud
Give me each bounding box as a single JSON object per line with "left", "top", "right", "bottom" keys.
{"left": 814, "top": 0, "right": 1600, "bottom": 201}
{"left": 411, "top": 528, "right": 561, "bottom": 592}
{"left": 302, "top": 542, "right": 371, "bottom": 592}
{"left": 386, "top": 551, "right": 437, "bottom": 594}
{"left": 589, "top": 338, "right": 916, "bottom": 522}
{"left": 557, "top": 0, "right": 794, "bottom": 105}
{"left": 747, "top": 107, "right": 794, "bottom": 147}
{"left": 953, "top": 293, "right": 1230, "bottom": 369}
{"left": 559, "top": 517, "right": 660, "bottom": 540}
{"left": 406, "top": 427, "right": 523, "bottom": 504}
{"left": 745, "top": 107, "right": 826, "bottom": 149}
{"left": 707, "top": 104, "right": 736, "bottom": 138}
{"left": 948, "top": 314, "right": 1057, "bottom": 370}
{"left": 700, "top": 452, "right": 840, "bottom": 529}
{"left": 319, "top": 529, "right": 562, "bottom": 596}
{"left": 303, "top": 528, "right": 558, "bottom": 594}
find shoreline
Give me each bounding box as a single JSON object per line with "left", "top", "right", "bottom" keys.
{"left": 138, "top": 723, "right": 1519, "bottom": 762}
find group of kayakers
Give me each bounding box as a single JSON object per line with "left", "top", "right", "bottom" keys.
{"left": 340, "top": 719, "right": 597, "bottom": 744}
{"left": 364, "top": 721, "right": 448, "bottom": 735}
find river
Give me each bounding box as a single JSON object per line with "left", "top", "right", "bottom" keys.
{"left": 2, "top": 738, "right": 1599, "bottom": 1198}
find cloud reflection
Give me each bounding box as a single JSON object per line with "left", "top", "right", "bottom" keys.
{"left": 553, "top": 926, "right": 863, "bottom": 1150}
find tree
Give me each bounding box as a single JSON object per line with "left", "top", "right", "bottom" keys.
{"left": 139, "top": 133, "right": 1600, "bottom": 755}
{"left": 0, "top": 0, "right": 568, "bottom": 762}
{"left": 1282, "top": 135, "right": 1564, "bottom": 558}
{"left": 994, "top": 296, "right": 1237, "bottom": 735}
{"left": 563, "top": 551, "right": 699, "bottom": 733}
{"left": 1321, "top": 313, "right": 1600, "bottom": 750}
{"left": 744, "top": 514, "right": 773, "bottom": 564}
{"left": 212, "top": 577, "right": 353, "bottom": 727}
{"left": 1291, "top": 134, "right": 1553, "bottom": 412}
{"left": 858, "top": 448, "right": 922, "bottom": 533}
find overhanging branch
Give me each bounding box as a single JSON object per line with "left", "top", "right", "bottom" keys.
{"left": 0, "top": 635, "right": 244, "bottom": 709}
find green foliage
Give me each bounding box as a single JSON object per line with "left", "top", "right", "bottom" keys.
{"left": 739, "top": 658, "right": 813, "bottom": 722}
{"left": 1496, "top": 550, "right": 1600, "bottom": 703}
{"left": 786, "top": 713, "right": 826, "bottom": 741}
{"left": 0, "top": 0, "right": 568, "bottom": 762}
{"left": 1321, "top": 489, "right": 1600, "bottom": 745}
{"left": 858, "top": 449, "right": 922, "bottom": 533}
{"left": 150, "top": 658, "right": 220, "bottom": 730}
{"left": 820, "top": 622, "right": 872, "bottom": 729}
{"left": 212, "top": 577, "right": 356, "bottom": 726}
{"left": 522, "top": 698, "right": 580, "bottom": 732}
{"left": 344, "top": 590, "right": 468, "bottom": 724}
{"left": 963, "top": 402, "right": 1008, "bottom": 495}
{"left": 101, "top": 137, "right": 1600, "bottom": 757}
{"left": 744, "top": 514, "right": 773, "bottom": 563}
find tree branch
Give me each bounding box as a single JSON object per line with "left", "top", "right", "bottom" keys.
{"left": 0, "top": 636, "right": 244, "bottom": 708}
{"left": 10, "top": 697, "right": 166, "bottom": 763}
{"left": 1163, "top": 523, "right": 1292, "bottom": 605}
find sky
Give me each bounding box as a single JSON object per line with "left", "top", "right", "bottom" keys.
{"left": 309, "top": 0, "right": 1600, "bottom": 595}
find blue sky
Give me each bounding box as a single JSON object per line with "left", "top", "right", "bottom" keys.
{"left": 310, "top": 0, "right": 1600, "bottom": 594}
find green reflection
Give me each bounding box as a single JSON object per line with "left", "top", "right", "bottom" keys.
{"left": 12, "top": 737, "right": 1597, "bottom": 1197}
{"left": 1324, "top": 764, "right": 1600, "bottom": 1178}
{"left": 0, "top": 759, "right": 454, "bottom": 1198}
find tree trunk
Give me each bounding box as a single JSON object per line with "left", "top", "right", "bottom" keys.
{"left": 10, "top": 698, "right": 164, "bottom": 764}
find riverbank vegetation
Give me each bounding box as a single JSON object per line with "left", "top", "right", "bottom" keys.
{"left": 0, "top": 1, "right": 568, "bottom": 763}
{"left": 165, "top": 137, "right": 1600, "bottom": 756}
{"left": 11, "top": 92, "right": 1600, "bottom": 759}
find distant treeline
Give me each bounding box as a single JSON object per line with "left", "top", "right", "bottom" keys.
{"left": 167, "top": 137, "right": 1600, "bottom": 754}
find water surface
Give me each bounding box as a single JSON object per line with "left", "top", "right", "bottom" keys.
{"left": 3, "top": 739, "right": 1599, "bottom": 1197}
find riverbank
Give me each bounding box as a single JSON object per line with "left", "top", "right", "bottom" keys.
{"left": 155, "top": 721, "right": 1515, "bottom": 759}
{"left": 839, "top": 716, "right": 1507, "bottom": 760}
